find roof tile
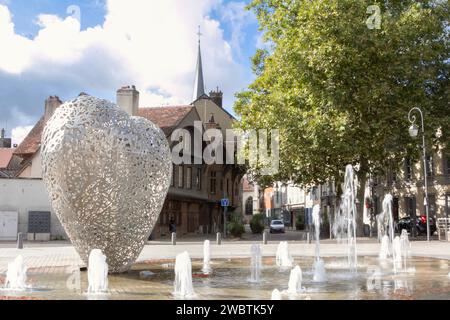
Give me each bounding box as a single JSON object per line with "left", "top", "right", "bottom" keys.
{"left": 14, "top": 116, "right": 45, "bottom": 156}
{"left": 0, "top": 148, "right": 15, "bottom": 168}
{"left": 138, "top": 105, "right": 194, "bottom": 135}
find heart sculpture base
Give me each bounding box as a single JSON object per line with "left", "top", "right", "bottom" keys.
{"left": 41, "top": 95, "right": 171, "bottom": 273}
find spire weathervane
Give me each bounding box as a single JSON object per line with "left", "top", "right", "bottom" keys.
{"left": 193, "top": 25, "right": 206, "bottom": 102}
{"left": 197, "top": 25, "right": 202, "bottom": 44}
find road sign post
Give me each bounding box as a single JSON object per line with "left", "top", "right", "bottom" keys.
{"left": 221, "top": 198, "right": 229, "bottom": 237}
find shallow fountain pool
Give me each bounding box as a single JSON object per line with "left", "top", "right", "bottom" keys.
{"left": 1, "top": 256, "right": 449, "bottom": 300}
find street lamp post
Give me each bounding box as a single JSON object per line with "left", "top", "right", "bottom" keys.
{"left": 408, "top": 107, "right": 430, "bottom": 242}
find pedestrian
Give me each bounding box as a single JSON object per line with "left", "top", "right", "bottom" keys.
{"left": 169, "top": 217, "right": 176, "bottom": 233}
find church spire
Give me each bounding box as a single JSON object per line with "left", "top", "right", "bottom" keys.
{"left": 193, "top": 25, "right": 206, "bottom": 102}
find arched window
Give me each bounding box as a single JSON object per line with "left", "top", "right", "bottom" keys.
{"left": 245, "top": 197, "right": 253, "bottom": 215}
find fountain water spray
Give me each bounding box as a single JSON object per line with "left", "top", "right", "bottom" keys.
{"left": 287, "top": 265, "right": 303, "bottom": 294}
{"left": 4, "top": 255, "right": 28, "bottom": 291}
{"left": 378, "top": 194, "right": 395, "bottom": 262}
{"left": 379, "top": 235, "right": 391, "bottom": 260}
{"left": 393, "top": 230, "right": 413, "bottom": 273}
{"left": 333, "top": 165, "right": 358, "bottom": 272}
{"left": 276, "top": 241, "right": 293, "bottom": 268}
{"left": 87, "top": 249, "right": 109, "bottom": 294}
{"left": 249, "top": 244, "right": 262, "bottom": 283}
{"left": 312, "top": 204, "right": 327, "bottom": 282}
{"left": 271, "top": 289, "right": 282, "bottom": 300}
{"left": 174, "top": 251, "right": 195, "bottom": 297}
{"left": 202, "top": 240, "right": 211, "bottom": 274}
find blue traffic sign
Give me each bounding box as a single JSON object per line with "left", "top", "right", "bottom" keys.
{"left": 221, "top": 198, "right": 229, "bottom": 207}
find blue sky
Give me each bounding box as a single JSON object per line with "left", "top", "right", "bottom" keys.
{"left": 0, "top": 0, "right": 261, "bottom": 144}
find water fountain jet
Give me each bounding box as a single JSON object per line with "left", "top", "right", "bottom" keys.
{"left": 173, "top": 251, "right": 195, "bottom": 297}
{"left": 333, "top": 165, "right": 358, "bottom": 272}
{"left": 378, "top": 194, "right": 395, "bottom": 268}
{"left": 202, "top": 240, "right": 211, "bottom": 274}
{"left": 379, "top": 235, "right": 391, "bottom": 260}
{"left": 87, "top": 249, "right": 109, "bottom": 294}
{"left": 393, "top": 230, "right": 413, "bottom": 273}
{"left": 312, "top": 204, "right": 327, "bottom": 282}
{"left": 276, "top": 241, "right": 293, "bottom": 268}
{"left": 249, "top": 244, "right": 262, "bottom": 283}
{"left": 271, "top": 289, "right": 282, "bottom": 300}
{"left": 4, "top": 255, "right": 28, "bottom": 291}
{"left": 287, "top": 266, "right": 303, "bottom": 294}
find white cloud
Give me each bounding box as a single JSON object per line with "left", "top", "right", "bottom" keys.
{"left": 0, "top": 0, "right": 259, "bottom": 141}
{"left": 220, "top": 1, "right": 256, "bottom": 59}
{"left": 0, "top": 0, "right": 252, "bottom": 111}
{"left": 11, "top": 125, "right": 33, "bottom": 146}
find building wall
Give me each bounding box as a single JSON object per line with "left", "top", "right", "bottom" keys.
{"left": 30, "top": 150, "right": 43, "bottom": 178}
{"left": 193, "top": 98, "right": 234, "bottom": 138}
{"left": 375, "top": 148, "right": 450, "bottom": 220}
{"left": 0, "top": 178, "right": 66, "bottom": 239}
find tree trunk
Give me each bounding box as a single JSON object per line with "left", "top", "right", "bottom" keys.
{"left": 356, "top": 170, "right": 368, "bottom": 237}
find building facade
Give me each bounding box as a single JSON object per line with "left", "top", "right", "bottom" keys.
{"left": 372, "top": 149, "right": 450, "bottom": 228}
{"left": 0, "top": 39, "right": 244, "bottom": 241}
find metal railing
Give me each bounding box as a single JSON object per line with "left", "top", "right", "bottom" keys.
{"left": 436, "top": 218, "right": 450, "bottom": 241}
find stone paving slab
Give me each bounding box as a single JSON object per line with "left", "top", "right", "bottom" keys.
{"left": 1, "top": 239, "right": 449, "bottom": 274}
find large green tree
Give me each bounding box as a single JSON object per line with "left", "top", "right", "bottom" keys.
{"left": 234, "top": 0, "right": 449, "bottom": 234}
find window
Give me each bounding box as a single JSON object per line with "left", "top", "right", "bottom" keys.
{"left": 210, "top": 171, "right": 216, "bottom": 194}
{"left": 177, "top": 166, "right": 184, "bottom": 188}
{"left": 195, "top": 168, "right": 202, "bottom": 190}
{"left": 426, "top": 155, "right": 434, "bottom": 177}
{"left": 186, "top": 167, "right": 192, "bottom": 189}
{"left": 245, "top": 197, "right": 253, "bottom": 215}
{"left": 428, "top": 195, "right": 436, "bottom": 219}
{"left": 405, "top": 197, "right": 416, "bottom": 218}
{"left": 170, "top": 165, "right": 175, "bottom": 186}
{"left": 405, "top": 158, "right": 413, "bottom": 180}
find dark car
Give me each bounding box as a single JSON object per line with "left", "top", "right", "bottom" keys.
{"left": 395, "top": 216, "right": 436, "bottom": 236}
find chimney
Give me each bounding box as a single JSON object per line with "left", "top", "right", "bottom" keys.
{"left": 209, "top": 87, "right": 223, "bottom": 108}
{"left": 44, "top": 96, "right": 63, "bottom": 122}
{"left": 116, "top": 85, "right": 140, "bottom": 116}
{"left": 205, "top": 113, "right": 220, "bottom": 130}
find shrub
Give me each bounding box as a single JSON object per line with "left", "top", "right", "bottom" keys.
{"left": 296, "top": 211, "right": 305, "bottom": 230}
{"left": 250, "top": 214, "right": 265, "bottom": 234}
{"left": 227, "top": 216, "right": 245, "bottom": 238}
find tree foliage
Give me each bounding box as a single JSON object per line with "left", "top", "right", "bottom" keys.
{"left": 235, "top": 0, "right": 449, "bottom": 188}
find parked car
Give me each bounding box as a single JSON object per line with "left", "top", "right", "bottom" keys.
{"left": 395, "top": 216, "right": 436, "bottom": 235}
{"left": 270, "top": 220, "right": 285, "bottom": 233}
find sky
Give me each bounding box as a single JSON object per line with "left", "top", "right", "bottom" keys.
{"left": 0, "top": 0, "right": 261, "bottom": 145}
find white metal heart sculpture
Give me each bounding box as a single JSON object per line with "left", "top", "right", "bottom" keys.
{"left": 41, "top": 95, "right": 171, "bottom": 273}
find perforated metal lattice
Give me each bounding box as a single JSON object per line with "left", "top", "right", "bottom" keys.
{"left": 41, "top": 95, "right": 171, "bottom": 273}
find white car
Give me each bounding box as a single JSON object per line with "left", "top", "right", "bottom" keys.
{"left": 270, "top": 220, "right": 285, "bottom": 233}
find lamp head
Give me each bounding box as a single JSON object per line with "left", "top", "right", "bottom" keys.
{"left": 409, "top": 124, "right": 419, "bottom": 138}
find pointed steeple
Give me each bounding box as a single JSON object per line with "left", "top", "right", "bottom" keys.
{"left": 193, "top": 26, "right": 206, "bottom": 102}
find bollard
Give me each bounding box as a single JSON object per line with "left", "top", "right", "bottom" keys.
{"left": 171, "top": 232, "right": 176, "bottom": 245}
{"left": 17, "top": 232, "right": 24, "bottom": 249}
{"left": 306, "top": 232, "right": 310, "bottom": 244}
{"left": 216, "top": 232, "right": 222, "bottom": 245}
{"left": 263, "top": 230, "right": 268, "bottom": 245}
